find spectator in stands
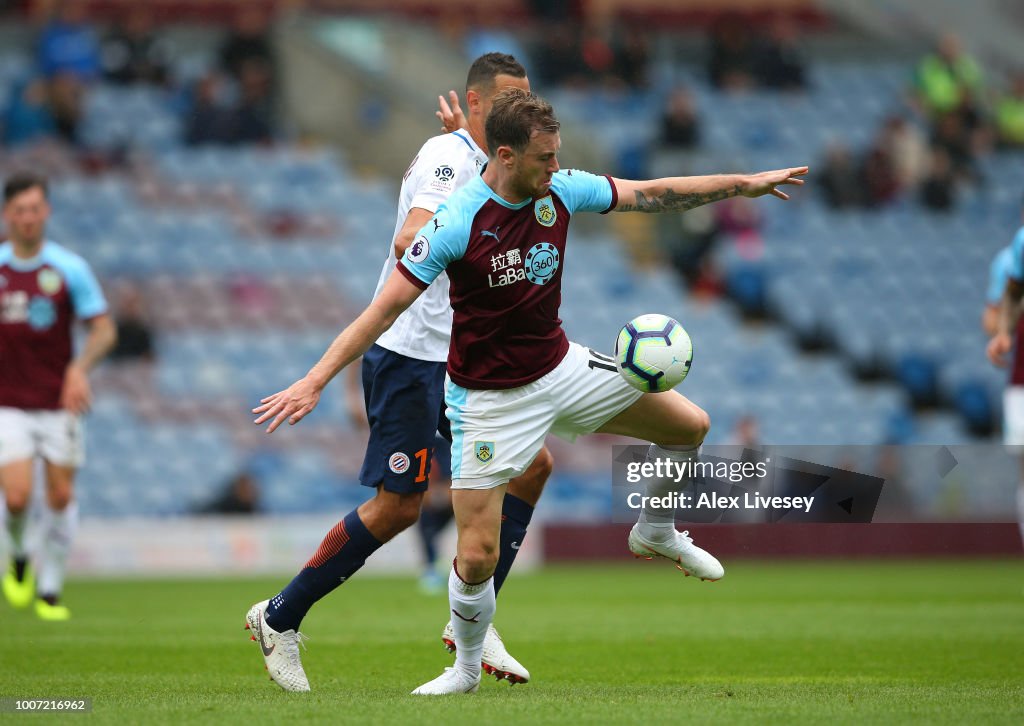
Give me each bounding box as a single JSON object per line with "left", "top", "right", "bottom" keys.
{"left": 35, "top": 0, "right": 99, "bottom": 82}
{"left": 197, "top": 472, "right": 261, "bottom": 515}
{"left": 755, "top": 18, "right": 808, "bottom": 91}
{"left": 108, "top": 284, "right": 155, "bottom": 363}
{"left": 99, "top": 5, "right": 172, "bottom": 87}
{"left": 232, "top": 59, "right": 274, "bottom": 145}
{"left": 219, "top": 4, "right": 274, "bottom": 86}
{"left": 818, "top": 142, "right": 862, "bottom": 209}
{"left": 919, "top": 147, "right": 957, "bottom": 212}
{"left": 2, "top": 77, "right": 56, "bottom": 147}
{"left": 533, "top": 22, "right": 585, "bottom": 88}
{"left": 860, "top": 131, "right": 901, "bottom": 208}
{"left": 930, "top": 109, "right": 977, "bottom": 182}
{"left": 660, "top": 87, "right": 700, "bottom": 149}
{"left": 47, "top": 71, "right": 83, "bottom": 144}
{"left": 659, "top": 204, "right": 721, "bottom": 295}
{"left": 612, "top": 26, "right": 650, "bottom": 90}
{"left": 184, "top": 72, "right": 235, "bottom": 146}
{"left": 995, "top": 72, "right": 1024, "bottom": 149}
{"left": 879, "top": 115, "right": 928, "bottom": 195}
{"left": 579, "top": 20, "right": 617, "bottom": 86}
{"left": 914, "top": 33, "right": 983, "bottom": 118}
{"left": 34, "top": 0, "right": 97, "bottom": 145}
{"left": 707, "top": 15, "right": 757, "bottom": 92}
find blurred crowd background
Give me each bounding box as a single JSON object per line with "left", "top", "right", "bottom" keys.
{"left": 0, "top": 0, "right": 1021, "bottom": 524}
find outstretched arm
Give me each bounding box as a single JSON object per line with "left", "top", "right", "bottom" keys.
{"left": 254, "top": 272, "right": 423, "bottom": 433}
{"left": 610, "top": 166, "right": 809, "bottom": 213}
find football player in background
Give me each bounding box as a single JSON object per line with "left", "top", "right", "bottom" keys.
{"left": 0, "top": 171, "right": 116, "bottom": 620}
{"left": 984, "top": 196, "right": 1024, "bottom": 547}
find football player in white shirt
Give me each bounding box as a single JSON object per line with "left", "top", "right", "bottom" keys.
{"left": 244, "top": 53, "right": 549, "bottom": 692}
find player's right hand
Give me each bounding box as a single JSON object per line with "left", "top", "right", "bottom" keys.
{"left": 253, "top": 377, "right": 322, "bottom": 433}
{"left": 437, "top": 90, "right": 466, "bottom": 132}
{"left": 987, "top": 333, "right": 1012, "bottom": 367}
{"left": 60, "top": 364, "right": 92, "bottom": 415}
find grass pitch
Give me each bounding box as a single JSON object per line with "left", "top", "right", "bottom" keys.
{"left": 2, "top": 560, "right": 1022, "bottom": 724}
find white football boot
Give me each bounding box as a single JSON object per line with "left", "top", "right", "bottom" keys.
{"left": 411, "top": 667, "right": 480, "bottom": 695}
{"left": 244, "top": 600, "right": 311, "bottom": 692}
{"left": 628, "top": 525, "right": 725, "bottom": 581}
{"left": 441, "top": 622, "right": 530, "bottom": 684}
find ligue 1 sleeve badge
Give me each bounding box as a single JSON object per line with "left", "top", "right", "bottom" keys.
{"left": 474, "top": 441, "right": 495, "bottom": 463}
{"left": 534, "top": 195, "right": 556, "bottom": 227}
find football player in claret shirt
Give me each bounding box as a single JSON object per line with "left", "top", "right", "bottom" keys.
{"left": 244, "top": 54, "right": 546, "bottom": 692}
{"left": 0, "top": 172, "right": 116, "bottom": 620}
{"left": 255, "top": 88, "right": 807, "bottom": 694}
{"left": 984, "top": 195, "right": 1024, "bottom": 547}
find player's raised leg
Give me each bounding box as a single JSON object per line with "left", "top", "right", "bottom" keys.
{"left": 413, "top": 484, "right": 505, "bottom": 695}
{"left": 597, "top": 391, "right": 725, "bottom": 581}
{"left": 1, "top": 456, "right": 35, "bottom": 609}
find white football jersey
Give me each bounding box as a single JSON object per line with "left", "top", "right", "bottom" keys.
{"left": 373, "top": 130, "right": 486, "bottom": 361}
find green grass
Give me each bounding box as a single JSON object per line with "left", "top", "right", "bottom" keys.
{"left": 2, "top": 561, "right": 1023, "bottom": 724}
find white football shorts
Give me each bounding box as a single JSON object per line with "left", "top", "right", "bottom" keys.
{"left": 446, "top": 341, "right": 643, "bottom": 489}
{"left": 1003, "top": 387, "right": 1024, "bottom": 448}
{"left": 0, "top": 407, "right": 85, "bottom": 468}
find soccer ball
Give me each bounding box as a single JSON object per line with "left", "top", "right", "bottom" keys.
{"left": 614, "top": 314, "right": 693, "bottom": 392}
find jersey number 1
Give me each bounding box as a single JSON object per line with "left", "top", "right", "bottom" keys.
{"left": 414, "top": 448, "right": 429, "bottom": 483}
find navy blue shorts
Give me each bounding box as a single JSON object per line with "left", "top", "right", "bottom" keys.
{"left": 359, "top": 344, "right": 451, "bottom": 494}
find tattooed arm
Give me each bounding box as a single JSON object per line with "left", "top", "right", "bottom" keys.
{"left": 610, "top": 166, "right": 809, "bottom": 213}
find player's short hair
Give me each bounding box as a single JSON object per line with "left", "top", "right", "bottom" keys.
{"left": 466, "top": 52, "right": 527, "bottom": 93}
{"left": 485, "top": 88, "right": 560, "bottom": 155}
{"left": 4, "top": 171, "right": 48, "bottom": 203}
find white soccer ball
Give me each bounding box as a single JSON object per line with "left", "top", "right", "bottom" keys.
{"left": 614, "top": 314, "right": 693, "bottom": 392}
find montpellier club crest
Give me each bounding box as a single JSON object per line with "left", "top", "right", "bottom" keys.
{"left": 474, "top": 441, "right": 495, "bottom": 463}
{"left": 388, "top": 452, "right": 411, "bottom": 474}
{"left": 534, "top": 196, "right": 556, "bottom": 227}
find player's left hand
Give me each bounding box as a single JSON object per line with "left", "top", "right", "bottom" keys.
{"left": 437, "top": 90, "right": 467, "bottom": 132}
{"left": 741, "top": 166, "right": 809, "bottom": 200}
{"left": 60, "top": 364, "right": 92, "bottom": 415}
{"left": 253, "top": 377, "right": 322, "bottom": 434}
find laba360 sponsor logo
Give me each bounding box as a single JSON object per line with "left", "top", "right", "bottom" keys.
{"left": 487, "top": 243, "right": 560, "bottom": 288}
